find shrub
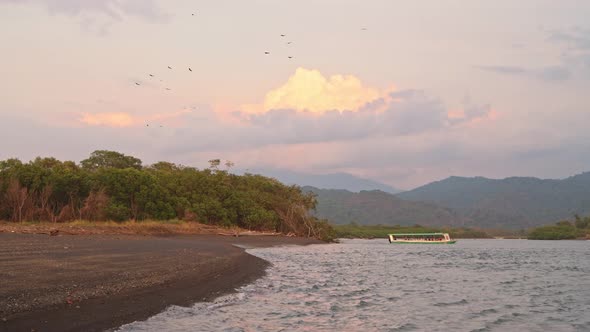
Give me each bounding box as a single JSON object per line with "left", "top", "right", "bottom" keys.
{"left": 105, "top": 203, "right": 131, "bottom": 222}
{"left": 528, "top": 225, "right": 578, "bottom": 240}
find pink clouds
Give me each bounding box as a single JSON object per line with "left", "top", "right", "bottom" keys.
{"left": 242, "top": 68, "right": 390, "bottom": 114}
{"left": 0, "top": 0, "right": 166, "bottom": 21}
{"left": 65, "top": 68, "right": 497, "bottom": 169}
{"left": 77, "top": 109, "right": 195, "bottom": 128}
{"left": 79, "top": 112, "right": 135, "bottom": 127}
{"left": 447, "top": 109, "right": 466, "bottom": 119}
{"left": 237, "top": 68, "right": 492, "bottom": 128}
{"left": 232, "top": 69, "right": 494, "bottom": 143}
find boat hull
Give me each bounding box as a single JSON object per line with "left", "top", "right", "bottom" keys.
{"left": 389, "top": 240, "right": 456, "bottom": 244}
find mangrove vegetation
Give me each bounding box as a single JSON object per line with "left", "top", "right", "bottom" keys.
{"left": 0, "top": 150, "right": 336, "bottom": 241}
{"left": 527, "top": 215, "right": 590, "bottom": 240}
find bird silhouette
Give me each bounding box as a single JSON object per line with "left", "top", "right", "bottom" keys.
{"left": 287, "top": 41, "right": 292, "bottom": 45}
{"left": 288, "top": 56, "right": 293, "bottom": 59}
{"left": 361, "top": 27, "right": 367, "bottom": 30}
{"left": 135, "top": 82, "right": 141, "bottom": 86}
{"left": 166, "top": 88, "right": 171, "bottom": 91}
{"left": 280, "top": 34, "right": 286, "bottom": 37}
{"left": 188, "top": 67, "right": 192, "bottom": 72}
{"left": 264, "top": 51, "right": 270, "bottom": 55}
{"left": 146, "top": 124, "right": 149, "bottom": 127}
{"left": 149, "top": 74, "right": 154, "bottom": 77}
{"left": 168, "top": 66, "right": 172, "bottom": 69}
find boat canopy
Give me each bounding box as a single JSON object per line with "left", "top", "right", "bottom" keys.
{"left": 389, "top": 233, "right": 445, "bottom": 236}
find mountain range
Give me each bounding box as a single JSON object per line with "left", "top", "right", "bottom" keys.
{"left": 241, "top": 168, "right": 590, "bottom": 229}
{"left": 237, "top": 168, "right": 401, "bottom": 194}
{"left": 397, "top": 172, "right": 590, "bottom": 229}
{"left": 301, "top": 172, "right": 590, "bottom": 229}
{"left": 304, "top": 186, "right": 464, "bottom": 227}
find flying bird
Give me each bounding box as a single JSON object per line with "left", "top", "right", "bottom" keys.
{"left": 287, "top": 41, "right": 292, "bottom": 45}
{"left": 280, "top": 34, "right": 286, "bottom": 37}
{"left": 168, "top": 66, "right": 172, "bottom": 69}
{"left": 188, "top": 67, "right": 192, "bottom": 72}
{"left": 146, "top": 124, "right": 149, "bottom": 127}
{"left": 135, "top": 82, "right": 141, "bottom": 86}
{"left": 288, "top": 56, "right": 293, "bottom": 59}
{"left": 264, "top": 51, "right": 270, "bottom": 55}
{"left": 165, "top": 88, "right": 171, "bottom": 91}
{"left": 149, "top": 74, "right": 154, "bottom": 77}
{"left": 361, "top": 27, "right": 367, "bottom": 30}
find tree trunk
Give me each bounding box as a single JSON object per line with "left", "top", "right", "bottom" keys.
{"left": 6, "top": 180, "right": 29, "bottom": 223}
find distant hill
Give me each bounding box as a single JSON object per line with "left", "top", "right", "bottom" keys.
{"left": 238, "top": 169, "right": 401, "bottom": 194}
{"left": 397, "top": 172, "right": 590, "bottom": 229}
{"left": 303, "top": 186, "right": 464, "bottom": 227}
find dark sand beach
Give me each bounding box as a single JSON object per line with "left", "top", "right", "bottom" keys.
{"left": 0, "top": 233, "right": 321, "bottom": 332}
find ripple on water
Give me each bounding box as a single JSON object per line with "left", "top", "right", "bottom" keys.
{"left": 433, "top": 299, "right": 468, "bottom": 307}
{"left": 469, "top": 308, "right": 498, "bottom": 318}
{"left": 117, "top": 239, "right": 590, "bottom": 332}
{"left": 388, "top": 323, "right": 418, "bottom": 331}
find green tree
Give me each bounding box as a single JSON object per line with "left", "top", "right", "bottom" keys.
{"left": 528, "top": 224, "right": 578, "bottom": 240}
{"left": 574, "top": 215, "right": 590, "bottom": 229}
{"left": 81, "top": 150, "right": 142, "bottom": 170}
{"left": 208, "top": 159, "right": 221, "bottom": 171}
{"left": 0, "top": 153, "right": 336, "bottom": 240}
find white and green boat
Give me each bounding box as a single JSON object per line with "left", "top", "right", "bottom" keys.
{"left": 387, "top": 232, "right": 456, "bottom": 244}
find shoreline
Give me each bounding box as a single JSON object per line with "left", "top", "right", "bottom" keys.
{"left": 0, "top": 233, "right": 322, "bottom": 332}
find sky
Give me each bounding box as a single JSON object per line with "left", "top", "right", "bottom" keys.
{"left": 0, "top": 0, "right": 589, "bottom": 190}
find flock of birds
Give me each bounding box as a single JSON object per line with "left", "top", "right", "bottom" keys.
{"left": 133, "top": 65, "right": 184, "bottom": 90}
{"left": 264, "top": 34, "right": 293, "bottom": 57}
{"left": 134, "top": 13, "right": 368, "bottom": 128}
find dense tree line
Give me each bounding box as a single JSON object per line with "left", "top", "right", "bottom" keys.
{"left": 527, "top": 215, "right": 590, "bottom": 240}
{"left": 0, "top": 151, "right": 335, "bottom": 240}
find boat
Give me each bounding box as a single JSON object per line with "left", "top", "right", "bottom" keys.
{"left": 387, "top": 232, "right": 456, "bottom": 244}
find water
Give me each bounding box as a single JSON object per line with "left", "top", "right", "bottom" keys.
{"left": 118, "top": 239, "right": 590, "bottom": 332}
